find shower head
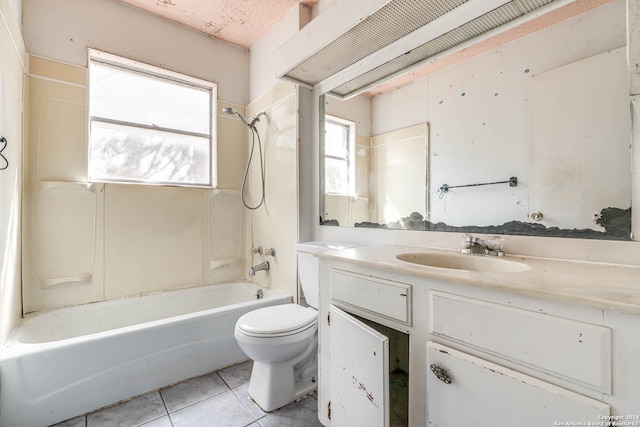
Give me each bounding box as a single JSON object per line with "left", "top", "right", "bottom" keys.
{"left": 222, "top": 107, "right": 250, "bottom": 127}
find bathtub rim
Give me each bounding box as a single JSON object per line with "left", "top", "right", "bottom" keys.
{"left": 0, "top": 282, "right": 291, "bottom": 358}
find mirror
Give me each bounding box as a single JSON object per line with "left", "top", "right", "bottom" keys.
{"left": 320, "top": 5, "right": 632, "bottom": 241}
{"left": 322, "top": 93, "right": 429, "bottom": 230}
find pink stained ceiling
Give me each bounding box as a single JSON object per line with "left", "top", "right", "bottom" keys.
{"left": 116, "top": 0, "right": 316, "bottom": 48}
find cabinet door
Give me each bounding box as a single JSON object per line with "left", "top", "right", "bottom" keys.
{"left": 330, "top": 305, "right": 389, "bottom": 427}
{"left": 427, "top": 342, "right": 609, "bottom": 426}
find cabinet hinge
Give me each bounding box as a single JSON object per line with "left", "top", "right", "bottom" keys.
{"left": 327, "top": 312, "right": 331, "bottom": 326}
{"left": 327, "top": 401, "right": 331, "bottom": 420}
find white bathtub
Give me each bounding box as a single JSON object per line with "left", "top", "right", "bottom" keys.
{"left": 0, "top": 282, "right": 291, "bottom": 427}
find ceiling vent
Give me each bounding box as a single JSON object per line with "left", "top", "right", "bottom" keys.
{"left": 274, "top": 0, "right": 565, "bottom": 98}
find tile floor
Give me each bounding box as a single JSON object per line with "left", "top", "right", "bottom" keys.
{"left": 51, "top": 360, "right": 323, "bottom": 427}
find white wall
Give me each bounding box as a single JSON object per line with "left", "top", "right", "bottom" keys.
{"left": 0, "top": 0, "right": 25, "bottom": 344}
{"left": 22, "top": 0, "right": 248, "bottom": 105}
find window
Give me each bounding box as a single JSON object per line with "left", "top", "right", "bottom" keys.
{"left": 88, "top": 49, "right": 217, "bottom": 187}
{"left": 324, "top": 116, "right": 355, "bottom": 195}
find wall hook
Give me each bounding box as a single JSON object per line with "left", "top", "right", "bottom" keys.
{"left": 0, "top": 136, "right": 8, "bottom": 170}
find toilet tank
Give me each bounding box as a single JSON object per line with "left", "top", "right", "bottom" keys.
{"left": 297, "top": 241, "right": 357, "bottom": 309}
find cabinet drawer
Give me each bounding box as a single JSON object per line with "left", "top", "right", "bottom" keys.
{"left": 430, "top": 291, "right": 611, "bottom": 393}
{"left": 331, "top": 269, "right": 412, "bottom": 324}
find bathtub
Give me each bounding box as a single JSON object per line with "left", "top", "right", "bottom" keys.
{"left": 0, "top": 282, "right": 291, "bottom": 427}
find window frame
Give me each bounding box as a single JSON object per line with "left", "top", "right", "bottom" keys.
{"left": 87, "top": 49, "right": 218, "bottom": 188}
{"left": 324, "top": 115, "right": 356, "bottom": 196}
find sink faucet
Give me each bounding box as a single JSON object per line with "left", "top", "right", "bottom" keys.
{"left": 249, "top": 260, "right": 270, "bottom": 276}
{"left": 461, "top": 235, "right": 504, "bottom": 257}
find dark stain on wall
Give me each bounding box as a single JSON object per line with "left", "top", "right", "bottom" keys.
{"left": 336, "top": 208, "right": 632, "bottom": 241}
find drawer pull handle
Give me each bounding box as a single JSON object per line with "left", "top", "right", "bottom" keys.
{"left": 430, "top": 364, "right": 452, "bottom": 384}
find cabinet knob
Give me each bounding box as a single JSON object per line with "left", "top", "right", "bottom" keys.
{"left": 430, "top": 364, "right": 452, "bottom": 384}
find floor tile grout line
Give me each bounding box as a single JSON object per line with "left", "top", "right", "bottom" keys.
{"left": 162, "top": 379, "right": 235, "bottom": 416}
{"left": 216, "top": 369, "right": 234, "bottom": 390}
{"left": 157, "top": 389, "right": 175, "bottom": 427}
{"left": 229, "top": 383, "right": 268, "bottom": 422}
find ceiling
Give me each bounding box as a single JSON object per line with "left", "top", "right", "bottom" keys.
{"left": 115, "top": 0, "right": 612, "bottom": 96}
{"left": 116, "top": 0, "right": 316, "bottom": 49}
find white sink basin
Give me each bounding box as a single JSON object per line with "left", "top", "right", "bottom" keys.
{"left": 395, "top": 252, "right": 530, "bottom": 273}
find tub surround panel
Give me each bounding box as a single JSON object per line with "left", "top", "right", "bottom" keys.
{"left": 37, "top": 183, "right": 96, "bottom": 288}
{"left": 104, "top": 185, "right": 204, "bottom": 299}
{"left": 23, "top": 62, "right": 101, "bottom": 312}
{"left": 28, "top": 54, "right": 85, "bottom": 84}
{"left": 22, "top": 56, "right": 250, "bottom": 312}
{"left": 36, "top": 97, "right": 86, "bottom": 181}
{"left": 205, "top": 189, "right": 246, "bottom": 282}
{"left": 245, "top": 82, "right": 299, "bottom": 298}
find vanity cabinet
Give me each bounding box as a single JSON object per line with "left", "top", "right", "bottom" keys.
{"left": 317, "top": 249, "right": 640, "bottom": 427}
{"left": 319, "top": 267, "right": 413, "bottom": 426}
{"left": 427, "top": 292, "right": 611, "bottom": 426}
{"left": 427, "top": 342, "right": 609, "bottom": 426}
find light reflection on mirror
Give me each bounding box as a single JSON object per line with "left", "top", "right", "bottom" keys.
{"left": 322, "top": 94, "right": 429, "bottom": 230}
{"left": 324, "top": 116, "right": 355, "bottom": 196}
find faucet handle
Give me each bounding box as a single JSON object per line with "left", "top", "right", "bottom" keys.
{"left": 486, "top": 235, "right": 503, "bottom": 251}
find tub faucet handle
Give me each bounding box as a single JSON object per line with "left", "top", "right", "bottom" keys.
{"left": 251, "top": 246, "right": 263, "bottom": 255}
{"left": 263, "top": 247, "right": 276, "bottom": 257}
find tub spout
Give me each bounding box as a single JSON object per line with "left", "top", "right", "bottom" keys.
{"left": 249, "top": 261, "right": 269, "bottom": 276}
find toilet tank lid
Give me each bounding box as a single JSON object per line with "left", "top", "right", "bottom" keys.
{"left": 297, "top": 241, "right": 359, "bottom": 253}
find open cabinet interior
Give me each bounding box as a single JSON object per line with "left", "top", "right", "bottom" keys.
{"left": 329, "top": 304, "right": 409, "bottom": 427}
{"left": 355, "top": 314, "right": 409, "bottom": 427}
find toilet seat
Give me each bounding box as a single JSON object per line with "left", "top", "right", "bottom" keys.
{"left": 237, "top": 304, "right": 317, "bottom": 338}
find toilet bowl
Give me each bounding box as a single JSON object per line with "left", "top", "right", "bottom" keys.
{"left": 234, "top": 304, "right": 318, "bottom": 411}
{"left": 234, "top": 241, "right": 356, "bottom": 412}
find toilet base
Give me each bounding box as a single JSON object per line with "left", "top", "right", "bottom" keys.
{"left": 248, "top": 358, "right": 317, "bottom": 412}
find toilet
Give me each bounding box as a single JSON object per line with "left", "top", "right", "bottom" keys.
{"left": 234, "top": 241, "right": 355, "bottom": 412}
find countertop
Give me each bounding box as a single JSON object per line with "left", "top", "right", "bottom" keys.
{"left": 316, "top": 244, "right": 640, "bottom": 315}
